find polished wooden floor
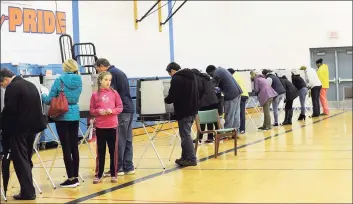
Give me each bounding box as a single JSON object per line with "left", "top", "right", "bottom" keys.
{"left": 2, "top": 110, "right": 352, "bottom": 203}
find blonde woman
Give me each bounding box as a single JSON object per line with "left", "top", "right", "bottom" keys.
{"left": 42, "top": 59, "right": 82, "bottom": 188}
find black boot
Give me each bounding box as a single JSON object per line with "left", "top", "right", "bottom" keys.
{"left": 287, "top": 109, "right": 293, "bottom": 124}
{"left": 298, "top": 114, "right": 306, "bottom": 121}
{"left": 282, "top": 109, "right": 288, "bottom": 125}
{"left": 282, "top": 109, "right": 292, "bottom": 125}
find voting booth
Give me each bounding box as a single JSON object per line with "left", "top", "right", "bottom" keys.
{"left": 135, "top": 78, "right": 178, "bottom": 169}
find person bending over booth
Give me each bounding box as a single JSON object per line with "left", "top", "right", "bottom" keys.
{"left": 250, "top": 71, "right": 278, "bottom": 130}
{"left": 42, "top": 59, "right": 82, "bottom": 188}
{"left": 165, "top": 62, "right": 199, "bottom": 167}
{"left": 291, "top": 70, "right": 308, "bottom": 120}
{"left": 1, "top": 68, "right": 46, "bottom": 200}
{"left": 227, "top": 68, "right": 249, "bottom": 134}
{"left": 278, "top": 74, "right": 299, "bottom": 125}
{"left": 262, "top": 69, "right": 286, "bottom": 126}
{"left": 191, "top": 69, "right": 219, "bottom": 144}
{"left": 206, "top": 65, "right": 243, "bottom": 131}
{"left": 94, "top": 58, "right": 135, "bottom": 176}
{"left": 300, "top": 66, "right": 322, "bottom": 117}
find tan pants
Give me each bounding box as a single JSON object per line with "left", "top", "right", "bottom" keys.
{"left": 262, "top": 98, "right": 273, "bottom": 128}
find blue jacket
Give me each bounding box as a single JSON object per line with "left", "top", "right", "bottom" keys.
{"left": 108, "top": 66, "right": 134, "bottom": 113}
{"left": 214, "top": 67, "right": 243, "bottom": 101}
{"left": 42, "top": 73, "right": 82, "bottom": 121}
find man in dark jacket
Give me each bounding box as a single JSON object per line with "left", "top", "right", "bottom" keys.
{"left": 0, "top": 68, "right": 46, "bottom": 200}
{"left": 262, "top": 69, "right": 286, "bottom": 126}
{"left": 165, "top": 62, "right": 198, "bottom": 167}
{"left": 206, "top": 65, "right": 243, "bottom": 131}
{"left": 191, "top": 69, "right": 219, "bottom": 144}
{"left": 95, "top": 58, "right": 135, "bottom": 175}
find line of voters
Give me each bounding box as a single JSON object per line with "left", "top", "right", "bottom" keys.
{"left": 164, "top": 58, "right": 329, "bottom": 167}
{"left": 0, "top": 57, "right": 329, "bottom": 200}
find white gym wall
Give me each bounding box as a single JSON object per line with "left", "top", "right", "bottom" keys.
{"left": 0, "top": 1, "right": 73, "bottom": 65}
{"left": 173, "top": 1, "right": 352, "bottom": 71}
{"left": 78, "top": 1, "right": 171, "bottom": 78}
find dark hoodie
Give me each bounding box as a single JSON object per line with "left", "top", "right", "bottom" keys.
{"left": 165, "top": 69, "right": 199, "bottom": 120}
{"left": 191, "top": 69, "right": 218, "bottom": 109}
{"left": 279, "top": 75, "right": 299, "bottom": 101}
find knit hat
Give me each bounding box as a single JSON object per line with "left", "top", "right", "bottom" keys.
{"left": 62, "top": 59, "right": 79, "bottom": 73}
{"left": 300, "top": 66, "right": 307, "bottom": 70}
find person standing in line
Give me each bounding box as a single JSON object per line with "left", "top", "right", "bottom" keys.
{"left": 206, "top": 65, "right": 243, "bottom": 131}
{"left": 0, "top": 68, "right": 47, "bottom": 200}
{"left": 291, "top": 70, "right": 308, "bottom": 120}
{"left": 42, "top": 59, "right": 82, "bottom": 188}
{"left": 165, "top": 62, "right": 199, "bottom": 167}
{"left": 250, "top": 71, "right": 278, "bottom": 130}
{"left": 90, "top": 71, "right": 123, "bottom": 184}
{"left": 262, "top": 69, "right": 286, "bottom": 126}
{"left": 316, "top": 58, "right": 330, "bottom": 115}
{"left": 191, "top": 69, "right": 219, "bottom": 144}
{"left": 300, "top": 66, "right": 322, "bottom": 117}
{"left": 94, "top": 58, "right": 135, "bottom": 176}
{"left": 227, "top": 68, "right": 249, "bottom": 134}
{"left": 278, "top": 74, "right": 299, "bottom": 125}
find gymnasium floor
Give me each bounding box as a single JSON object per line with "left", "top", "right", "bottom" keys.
{"left": 2, "top": 110, "right": 352, "bottom": 203}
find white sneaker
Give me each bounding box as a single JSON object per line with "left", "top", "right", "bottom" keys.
{"left": 126, "top": 170, "right": 135, "bottom": 175}
{"left": 117, "top": 171, "right": 125, "bottom": 176}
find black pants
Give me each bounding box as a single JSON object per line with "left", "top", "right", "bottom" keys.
{"left": 285, "top": 99, "right": 294, "bottom": 110}
{"left": 311, "top": 86, "right": 322, "bottom": 116}
{"left": 10, "top": 132, "right": 36, "bottom": 197}
{"left": 240, "top": 96, "right": 248, "bottom": 131}
{"left": 199, "top": 123, "right": 218, "bottom": 140}
{"left": 55, "top": 121, "right": 79, "bottom": 179}
{"left": 95, "top": 128, "right": 118, "bottom": 178}
{"left": 199, "top": 104, "right": 219, "bottom": 141}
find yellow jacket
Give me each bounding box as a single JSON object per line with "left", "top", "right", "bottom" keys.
{"left": 317, "top": 64, "right": 329, "bottom": 88}
{"left": 232, "top": 72, "right": 249, "bottom": 97}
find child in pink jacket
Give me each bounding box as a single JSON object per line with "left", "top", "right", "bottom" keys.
{"left": 90, "top": 71, "right": 123, "bottom": 184}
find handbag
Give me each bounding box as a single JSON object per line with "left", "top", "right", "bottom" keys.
{"left": 48, "top": 79, "right": 69, "bottom": 118}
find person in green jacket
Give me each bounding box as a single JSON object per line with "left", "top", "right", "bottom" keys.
{"left": 228, "top": 69, "right": 249, "bottom": 134}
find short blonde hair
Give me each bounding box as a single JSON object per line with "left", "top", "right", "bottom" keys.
{"left": 62, "top": 59, "right": 79, "bottom": 73}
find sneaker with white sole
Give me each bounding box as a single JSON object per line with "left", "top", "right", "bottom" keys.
{"left": 60, "top": 179, "right": 78, "bottom": 188}
{"left": 125, "top": 170, "right": 135, "bottom": 175}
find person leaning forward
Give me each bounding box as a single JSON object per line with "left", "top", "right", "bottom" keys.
{"left": 0, "top": 68, "right": 47, "bottom": 200}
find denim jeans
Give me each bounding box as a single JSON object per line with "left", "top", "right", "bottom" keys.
{"left": 298, "top": 87, "right": 308, "bottom": 115}
{"left": 118, "top": 113, "right": 134, "bottom": 172}
{"left": 240, "top": 96, "right": 248, "bottom": 132}
{"left": 178, "top": 116, "right": 196, "bottom": 161}
{"left": 224, "top": 96, "right": 241, "bottom": 129}
{"left": 272, "top": 93, "right": 286, "bottom": 123}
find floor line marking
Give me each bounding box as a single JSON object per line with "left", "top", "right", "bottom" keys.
{"left": 65, "top": 112, "right": 345, "bottom": 204}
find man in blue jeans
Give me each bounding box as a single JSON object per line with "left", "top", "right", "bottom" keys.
{"left": 206, "top": 65, "right": 243, "bottom": 131}
{"left": 95, "top": 58, "right": 135, "bottom": 176}
{"left": 165, "top": 62, "right": 199, "bottom": 167}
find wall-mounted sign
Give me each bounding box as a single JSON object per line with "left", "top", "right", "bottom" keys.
{"left": 1, "top": 6, "right": 66, "bottom": 34}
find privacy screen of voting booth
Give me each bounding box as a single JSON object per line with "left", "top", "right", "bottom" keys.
{"left": 136, "top": 78, "right": 174, "bottom": 118}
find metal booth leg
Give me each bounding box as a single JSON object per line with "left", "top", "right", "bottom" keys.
{"left": 33, "top": 131, "right": 57, "bottom": 189}
{"left": 33, "top": 178, "right": 42, "bottom": 194}
{"left": 135, "top": 122, "right": 165, "bottom": 169}
{"left": 1, "top": 187, "right": 6, "bottom": 201}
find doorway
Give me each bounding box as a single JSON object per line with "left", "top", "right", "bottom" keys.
{"left": 310, "top": 46, "right": 353, "bottom": 109}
